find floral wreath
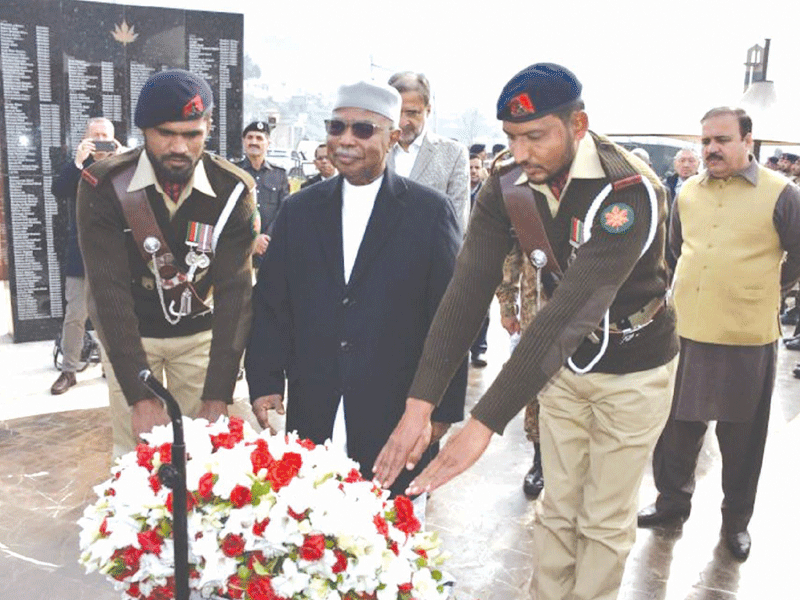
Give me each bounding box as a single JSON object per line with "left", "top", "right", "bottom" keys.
{"left": 79, "top": 416, "right": 451, "bottom": 600}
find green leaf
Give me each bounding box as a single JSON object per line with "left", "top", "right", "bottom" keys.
{"left": 252, "top": 559, "right": 269, "bottom": 576}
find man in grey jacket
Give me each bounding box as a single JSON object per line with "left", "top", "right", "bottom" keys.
{"left": 387, "top": 71, "right": 470, "bottom": 233}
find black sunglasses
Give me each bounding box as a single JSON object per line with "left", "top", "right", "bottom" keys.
{"left": 324, "top": 119, "right": 385, "bottom": 140}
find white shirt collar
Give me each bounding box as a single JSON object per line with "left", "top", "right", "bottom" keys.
{"left": 392, "top": 124, "right": 428, "bottom": 177}
{"left": 341, "top": 174, "right": 383, "bottom": 283}
{"left": 513, "top": 134, "right": 604, "bottom": 217}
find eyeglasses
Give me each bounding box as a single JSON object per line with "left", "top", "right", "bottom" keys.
{"left": 324, "top": 119, "right": 385, "bottom": 140}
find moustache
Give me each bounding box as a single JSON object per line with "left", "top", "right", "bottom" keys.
{"left": 333, "top": 151, "right": 361, "bottom": 160}
{"left": 705, "top": 153, "right": 723, "bottom": 161}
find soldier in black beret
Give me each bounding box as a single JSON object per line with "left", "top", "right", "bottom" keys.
{"left": 77, "top": 69, "right": 258, "bottom": 455}
{"left": 375, "top": 62, "right": 678, "bottom": 600}
{"left": 233, "top": 121, "right": 289, "bottom": 267}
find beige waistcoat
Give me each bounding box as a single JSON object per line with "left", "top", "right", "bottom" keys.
{"left": 672, "top": 166, "right": 786, "bottom": 345}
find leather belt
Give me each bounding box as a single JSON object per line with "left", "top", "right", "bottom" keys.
{"left": 588, "top": 296, "right": 665, "bottom": 344}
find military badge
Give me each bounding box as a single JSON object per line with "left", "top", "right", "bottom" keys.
{"left": 600, "top": 203, "right": 634, "bottom": 234}
{"left": 509, "top": 93, "right": 536, "bottom": 118}
{"left": 182, "top": 94, "right": 204, "bottom": 119}
{"left": 570, "top": 217, "right": 584, "bottom": 248}
{"left": 185, "top": 221, "right": 213, "bottom": 281}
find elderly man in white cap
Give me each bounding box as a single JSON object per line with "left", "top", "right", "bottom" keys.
{"left": 245, "top": 80, "right": 467, "bottom": 496}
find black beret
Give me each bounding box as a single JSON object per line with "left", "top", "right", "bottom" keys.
{"left": 497, "top": 63, "right": 582, "bottom": 122}
{"left": 782, "top": 152, "right": 799, "bottom": 162}
{"left": 469, "top": 143, "right": 486, "bottom": 154}
{"left": 242, "top": 121, "right": 271, "bottom": 136}
{"left": 134, "top": 69, "right": 213, "bottom": 129}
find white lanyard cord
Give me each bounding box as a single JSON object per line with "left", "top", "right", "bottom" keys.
{"left": 567, "top": 175, "right": 658, "bottom": 374}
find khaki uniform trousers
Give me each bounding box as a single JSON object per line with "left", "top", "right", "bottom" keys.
{"left": 532, "top": 356, "right": 677, "bottom": 600}
{"left": 103, "top": 330, "right": 212, "bottom": 456}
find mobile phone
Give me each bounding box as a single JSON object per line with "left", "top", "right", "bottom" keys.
{"left": 93, "top": 140, "right": 115, "bottom": 152}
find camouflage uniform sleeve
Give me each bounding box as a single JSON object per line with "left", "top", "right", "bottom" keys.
{"left": 496, "top": 241, "right": 522, "bottom": 317}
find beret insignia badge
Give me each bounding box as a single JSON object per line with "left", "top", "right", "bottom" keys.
{"left": 182, "top": 94, "right": 204, "bottom": 119}
{"left": 509, "top": 93, "right": 536, "bottom": 118}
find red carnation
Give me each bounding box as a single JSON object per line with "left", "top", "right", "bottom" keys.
{"left": 210, "top": 432, "right": 237, "bottom": 451}
{"left": 345, "top": 468, "right": 364, "bottom": 483}
{"left": 198, "top": 472, "right": 215, "bottom": 499}
{"left": 136, "top": 444, "right": 156, "bottom": 470}
{"left": 373, "top": 514, "right": 389, "bottom": 537}
{"left": 149, "top": 578, "right": 175, "bottom": 600}
{"left": 299, "top": 534, "right": 326, "bottom": 561}
{"left": 221, "top": 533, "right": 246, "bottom": 557}
{"left": 99, "top": 518, "right": 109, "bottom": 536}
{"left": 389, "top": 540, "right": 399, "bottom": 555}
{"left": 247, "top": 574, "right": 282, "bottom": 600}
{"left": 392, "top": 496, "right": 421, "bottom": 535}
{"left": 287, "top": 506, "right": 308, "bottom": 521}
{"left": 414, "top": 547, "right": 428, "bottom": 559}
{"left": 266, "top": 453, "right": 302, "bottom": 490}
{"left": 227, "top": 574, "right": 245, "bottom": 599}
{"left": 228, "top": 416, "right": 245, "bottom": 438}
{"left": 250, "top": 438, "right": 274, "bottom": 474}
{"left": 253, "top": 518, "right": 270, "bottom": 536}
{"left": 137, "top": 529, "right": 163, "bottom": 556}
{"left": 122, "top": 545, "right": 144, "bottom": 569}
{"left": 157, "top": 442, "right": 172, "bottom": 464}
{"left": 398, "top": 582, "right": 413, "bottom": 593}
{"left": 125, "top": 583, "right": 140, "bottom": 598}
{"left": 332, "top": 548, "right": 348, "bottom": 573}
{"left": 297, "top": 438, "right": 316, "bottom": 450}
{"left": 230, "top": 484, "right": 252, "bottom": 508}
{"left": 148, "top": 473, "right": 161, "bottom": 493}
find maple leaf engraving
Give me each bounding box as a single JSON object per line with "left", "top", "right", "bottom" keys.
{"left": 604, "top": 206, "right": 629, "bottom": 229}
{"left": 112, "top": 21, "right": 139, "bottom": 45}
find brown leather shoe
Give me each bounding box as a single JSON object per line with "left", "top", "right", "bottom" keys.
{"left": 50, "top": 371, "right": 77, "bottom": 395}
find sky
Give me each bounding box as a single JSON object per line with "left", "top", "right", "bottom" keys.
{"left": 85, "top": 0, "right": 800, "bottom": 146}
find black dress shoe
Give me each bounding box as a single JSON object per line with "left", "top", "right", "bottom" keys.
{"left": 471, "top": 353, "right": 487, "bottom": 367}
{"left": 781, "top": 310, "right": 799, "bottom": 325}
{"left": 723, "top": 529, "right": 751, "bottom": 560}
{"left": 783, "top": 336, "right": 800, "bottom": 350}
{"left": 637, "top": 503, "right": 690, "bottom": 527}
{"left": 50, "top": 371, "right": 77, "bottom": 395}
{"left": 523, "top": 462, "right": 544, "bottom": 498}
{"left": 794, "top": 364, "right": 800, "bottom": 379}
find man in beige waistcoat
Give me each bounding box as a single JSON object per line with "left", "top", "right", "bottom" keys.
{"left": 637, "top": 107, "right": 800, "bottom": 561}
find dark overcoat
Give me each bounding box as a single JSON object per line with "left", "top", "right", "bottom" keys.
{"left": 245, "top": 169, "right": 467, "bottom": 495}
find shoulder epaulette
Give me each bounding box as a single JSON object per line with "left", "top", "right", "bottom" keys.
{"left": 83, "top": 148, "right": 139, "bottom": 186}
{"left": 266, "top": 160, "right": 286, "bottom": 172}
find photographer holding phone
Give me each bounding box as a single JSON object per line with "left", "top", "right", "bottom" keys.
{"left": 50, "top": 117, "right": 120, "bottom": 395}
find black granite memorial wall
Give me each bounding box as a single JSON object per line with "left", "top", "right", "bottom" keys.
{"left": 0, "top": 0, "right": 243, "bottom": 342}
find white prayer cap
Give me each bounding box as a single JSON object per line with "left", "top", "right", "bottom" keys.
{"left": 332, "top": 80, "right": 402, "bottom": 125}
